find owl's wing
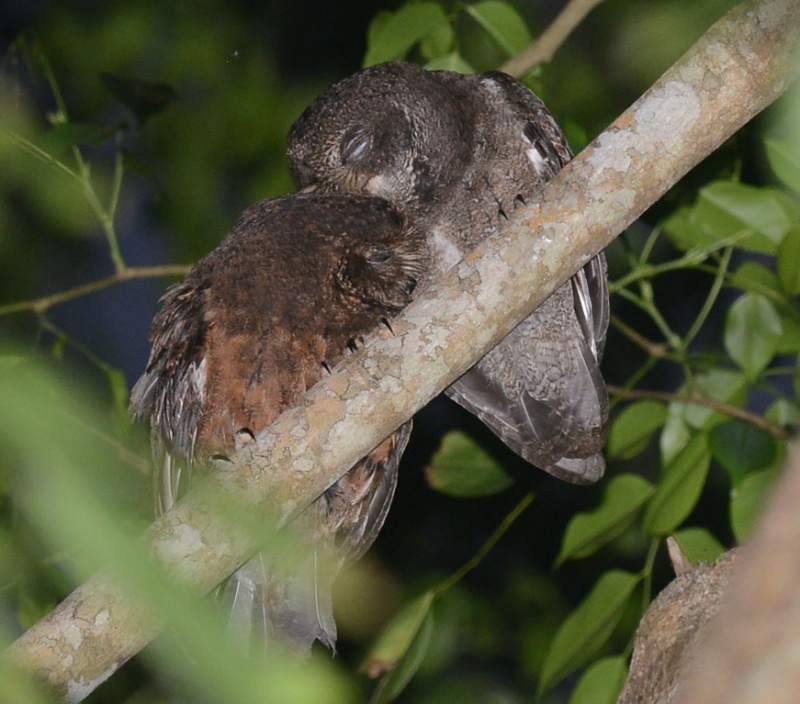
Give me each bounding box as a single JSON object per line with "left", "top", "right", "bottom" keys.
{"left": 446, "top": 255, "right": 609, "bottom": 485}
{"left": 129, "top": 278, "right": 209, "bottom": 514}
{"left": 436, "top": 73, "right": 609, "bottom": 484}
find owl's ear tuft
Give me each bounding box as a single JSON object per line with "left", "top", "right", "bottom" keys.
{"left": 340, "top": 127, "right": 371, "bottom": 165}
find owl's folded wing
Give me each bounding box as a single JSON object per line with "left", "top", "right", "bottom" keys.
{"left": 129, "top": 278, "right": 209, "bottom": 513}
{"left": 445, "top": 254, "right": 609, "bottom": 485}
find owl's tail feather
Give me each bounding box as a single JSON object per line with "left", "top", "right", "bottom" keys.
{"left": 220, "top": 548, "right": 337, "bottom": 656}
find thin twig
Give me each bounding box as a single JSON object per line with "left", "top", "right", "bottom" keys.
{"left": 610, "top": 315, "right": 669, "bottom": 359}
{"left": 0, "top": 264, "right": 192, "bottom": 316}
{"left": 500, "top": 0, "right": 605, "bottom": 77}
{"left": 607, "top": 384, "right": 792, "bottom": 440}
{"left": 433, "top": 493, "right": 535, "bottom": 595}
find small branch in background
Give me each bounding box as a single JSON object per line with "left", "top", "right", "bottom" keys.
{"left": 607, "top": 384, "right": 792, "bottom": 440}
{"left": 610, "top": 315, "right": 669, "bottom": 359}
{"left": 0, "top": 264, "right": 192, "bottom": 316}
{"left": 500, "top": 0, "right": 605, "bottom": 77}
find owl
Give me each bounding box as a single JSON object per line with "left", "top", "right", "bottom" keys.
{"left": 130, "top": 192, "right": 425, "bottom": 652}
{"left": 287, "top": 61, "right": 609, "bottom": 484}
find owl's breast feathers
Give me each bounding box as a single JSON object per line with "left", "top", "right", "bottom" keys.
{"left": 131, "top": 193, "right": 423, "bottom": 462}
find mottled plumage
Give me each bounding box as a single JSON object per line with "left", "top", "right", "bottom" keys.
{"left": 287, "top": 61, "right": 609, "bottom": 484}
{"left": 130, "top": 193, "right": 425, "bottom": 652}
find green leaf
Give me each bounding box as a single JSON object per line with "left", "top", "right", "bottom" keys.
{"left": 672, "top": 527, "right": 725, "bottom": 563}
{"left": 664, "top": 181, "right": 794, "bottom": 254}
{"left": 660, "top": 413, "right": 691, "bottom": 466}
{"left": 765, "top": 137, "right": 800, "bottom": 193}
{"left": 645, "top": 433, "right": 710, "bottom": 536}
{"left": 698, "top": 182, "right": 794, "bottom": 253}
{"left": 708, "top": 420, "right": 777, "bottom": 486}
{"left": 539, "top": 570, "right": 640, "bottom": 694}
{"left": 425, "top": 431, "right": 513, "bottom": 496}
{"left": 106, "top": 366, "right": 132, "bottom": 432}
{"left": 16, "top": 590, "right": 56, "bottom": 630}
{"left": 100, "top": 73, "right": 177, "bottom": 125}
{"left": 568, "top": 656, "right": 628, "bottom": 704}
{"left": 765, "top": 398, "right": 800, "bottom": 428}
{"left": 364, "top": 592, "right": 435, "bottom": 701}
{"left": 724, "top": 293, "right": 783, "bottom": 378}
{"left": 424, "top": 52, "right": 475, "bottom": 73}
{"left": 777, "top": 228, "right": 800, "bottom": 295}
{"left": 419, "top": 20, "right": 454, "bottom": 60}
{"left": 730, "top": 468, "right": 777, "bottom": 542}
{"left": 607, "top": 400, "right": 667, "bottom": 459}
{"left": 363, "top": 3, "right": 450, "bottom": 66}
{"left": 777, "top": 313, "right": 800, "bottom": 355}
{"left": 556, "top": 474, "right": 655, "bottom": 565}
{"left": 665, "top": 370, "right": 748, "bottom": 439}
{"left": 728, "top": 261, "right": 780, "bottom": 297}
{"left": 465, "top": 1, "right": 532, "bottom": 56}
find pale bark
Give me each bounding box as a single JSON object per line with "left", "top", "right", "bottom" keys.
{"left": 7, "top": 0, "right": 800, "bottom": 700}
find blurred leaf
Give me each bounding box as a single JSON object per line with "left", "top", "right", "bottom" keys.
{"left": 38, "top": 122, "right": 117, "bottom": 157}
{"left": 645, "top": 433, "right": 710, "bottom": 536}
{"left": 538, "top": 570, "right": 640, "bottom": 694}
{"left": 425, "top": 431, "right": 513, "bottom": 497}
{"left": 672, "top": 527, "right": 725, "bottom": 563}
{"left": 0, "top": 359, "right": 354, "bottom": 704}
{"left": 777, "top": 313, "right": 800, "bottom": 355}
{"left": 100, "top": 73, "right": 177, "bottom": 125}
{"left": 364, "top": 592, "right": 435, "bottom": 701}
{"left": 106, "top": 367, "right": 132, "bottom": 432}
{"left": 607, "top": 400, "right": 667, "bottom": 459}
{"left": 364, "top": 3, "right": 450, "bottom": 66}
{"left": 765, "top": 136, "right": 800, "bottom": 193}
{"left": 556, "top": 474, "right": 655, "bottom": 565}
{"left": 568, "top": 655, "right": 628, "bottom": 704}
{"left": 709, "top": 420, "right": 777, "bottom": 486}
{"left": 0, "top": 655, "right": 55, "bottom": 704}
{"left": 777, "top": 228, "right": 800, "bottom": 295}
{"left": 419, "top": 20, "right": 454, "bottom": 60}
{"left": 424, "top": 52, "right": 475, "bottom": 73}
{"left": 724, "top": 293, "right": 783, "bottom": 378}
{"left": 465, "top": 1, "right": 532, "bottom": 56}
{"left": 765, "top": 398, "right": 800, "bottom": 428}
{"left": 16, "top": 590, "right": 56, "bottom": 631}
{"left": 728, "top": 261, "right": 780, "bottom": 296}
{"left": 730, "top": 468, "right": 778, "bottom": 543}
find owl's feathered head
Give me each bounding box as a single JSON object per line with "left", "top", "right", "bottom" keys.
{"left": 287, "top": 62, "right": 473, "bottom": 206}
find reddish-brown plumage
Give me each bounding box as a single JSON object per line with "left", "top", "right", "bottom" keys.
{"left": 130, "top": 192, "right": 426, "bottom": 652}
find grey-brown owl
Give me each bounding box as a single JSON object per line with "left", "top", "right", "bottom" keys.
{"left": 130, "top": 193, "right": 425, "bottom": 652}
{"left": 287, "top": 61, "right": 609, "bottom": 484}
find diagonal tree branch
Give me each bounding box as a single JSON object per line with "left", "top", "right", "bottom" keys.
{"left": 7, "top": 0, "right": 800, "bottom": 700}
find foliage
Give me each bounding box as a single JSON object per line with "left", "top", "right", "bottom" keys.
{"left": 1, "top": 1, "right": 798, "bottom": 703}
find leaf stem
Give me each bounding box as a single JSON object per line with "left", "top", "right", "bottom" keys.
{"left": 433, "top": 492, "right": 535, "bottom": 596}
